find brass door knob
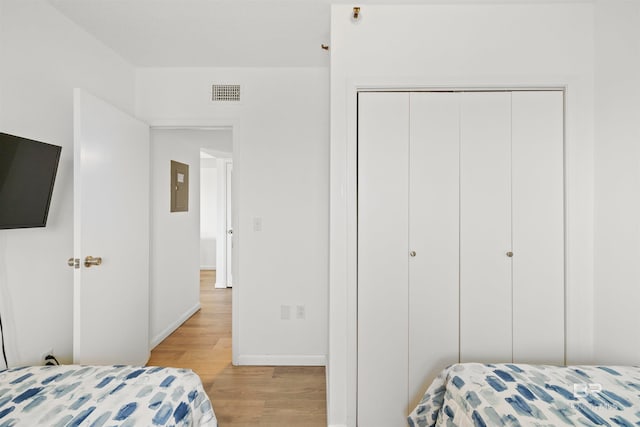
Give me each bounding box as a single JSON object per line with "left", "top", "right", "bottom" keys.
{"left": 84, "top": 256, "right": 102, "bottom": 268}
{"left": 67, "top": 258, "right": 80, "bottom": 269}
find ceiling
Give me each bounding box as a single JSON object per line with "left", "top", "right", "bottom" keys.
{"left": 49, "top": 0, "right": 334, "bottom": 67}
{"left": 48, "top": 0, "right": 589, "bottom": 68}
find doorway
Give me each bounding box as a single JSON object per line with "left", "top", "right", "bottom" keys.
{"left": 149, "top": 127, "right": 235, "bottom": 361}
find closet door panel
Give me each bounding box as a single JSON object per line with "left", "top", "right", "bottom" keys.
{"left": 357, "top": 92, "right": 410, "bottom": 427}
{"left": 408, "top": 92, "right": 460, "bottom": 409}
{"left": 460, "top": 92, "right": 512, "bottom": 363}
{"left": 512, "top": 91, "right": 564, "bottom": 364}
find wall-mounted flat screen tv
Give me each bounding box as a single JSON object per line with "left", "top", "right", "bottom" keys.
{"left": 0, "top": 132, "right": 62, "bottom": 229}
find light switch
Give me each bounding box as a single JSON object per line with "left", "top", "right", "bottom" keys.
{"left": 253, "top": 217, "right": 262, "bottom": 232}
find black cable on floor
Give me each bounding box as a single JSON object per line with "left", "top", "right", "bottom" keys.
{"left": 0, "top": 311, "right": 8, "bottom": 369}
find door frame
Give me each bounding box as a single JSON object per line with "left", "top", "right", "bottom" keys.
{"left": 224, "top": 159, "right": 233, "bottom": 287}
{"left": 148, "top": 118, "right": 240, "bottom": 365}
{"left": 330, "top": 83, "right": 569, "bottom": 426}
{"left": 214, "top": 157, "right": 233, "bottom": 289}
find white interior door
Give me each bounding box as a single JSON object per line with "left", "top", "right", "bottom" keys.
{"left": 511, "top": 91, "right": 565, "bottom": 363}
{"left": 459, "top": 91, "right": 512, "bottom": 363}
{"left": 408, "top": 92, "right": 460, "bottom": 409}
{"left": 225, "top": 161, "right": 233, "bottom": 287}
{"left": 73, "top": 88, "right": 150, "bottom": 365}
{"left": 358, "top": 92, "right": 409, "bottom": 427}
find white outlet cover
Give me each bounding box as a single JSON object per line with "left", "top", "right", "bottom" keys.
{"left": 296, "top": 305, "right": 305, "bottom": 320}
{"left": 280, "top": 305, "right": 290, "bottom": 320}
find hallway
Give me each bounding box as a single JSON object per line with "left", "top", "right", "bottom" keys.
{"left": 148, "top": 271, "right": 327, "bottom": 426}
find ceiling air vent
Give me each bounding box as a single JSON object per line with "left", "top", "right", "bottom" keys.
{"left": 212, "top": 84, "right": 241, "bottom": 102}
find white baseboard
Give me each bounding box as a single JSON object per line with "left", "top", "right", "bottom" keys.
{"left": 237, "top": 354, "right": 327, "bottom": 366}
{"left": 149, "top": 303, "right": 201, "bottom": 349}
{"left": 214, "top": 281, "right": 227, "bottom": 289}
{"left": 200, "top": 266, "right": 216, "bottom": 270}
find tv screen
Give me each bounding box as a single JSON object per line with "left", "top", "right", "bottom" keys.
{"left": 0, "top": 132, "right": 62, "bottom": 229}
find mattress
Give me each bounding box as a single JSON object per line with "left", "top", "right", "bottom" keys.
{"left": 408, "top": 363, "right": 640, "bottom": 427}
{"left": 0, "top": 365, "right": 217, "bottom": 427}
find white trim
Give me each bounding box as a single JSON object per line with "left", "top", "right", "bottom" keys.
{"left": 150, "top": 302, "right": 201, "bottom": 349}
{"left": 148, "top": 118, "right": 241, "bottom": 366}
{"left": 237, "top": 354, "right": 327, "bottom": 366}
{"left": 200, "top": 265, "right": 216, "bottom": 270}
{"left": 147, "top": 119, "right": 234, "bottom": 129}
{"left": 215, "top": 158, "right": 228, "bottom": 289}
{"left": 357, "top": 85, "right": 566, "bottom": 93}
{"left": 224, "top": 160, "right": 234, "bottom": 287}
{"left": 346, "top": 82, "right": 359, "bottom": 427}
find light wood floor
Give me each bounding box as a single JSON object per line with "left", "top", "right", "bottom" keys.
{"left": 148, "top": 270, "right": 327, "bottom": 426}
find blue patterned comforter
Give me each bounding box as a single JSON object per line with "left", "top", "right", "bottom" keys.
{"left": 0, "top": 365, "right": 217, "bottom": 427}
{"left": 408, "top": 363, "right": 640, "bottom": 427}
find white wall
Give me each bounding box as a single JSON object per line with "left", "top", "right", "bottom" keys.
{"left": 329, "top": 3, "right": 595, "bottom": 425}
{"left": 137, "top": 67, "right": 329, "bottom": 364}
{"left": 150, "top": 128, "right": 231, "bottom": 347}
{"left": 200, "top": 160, "right": 218, "bottom": 269}
{"left": 593, "top": 0, "right": 640, "bottom": 363}
{"left": 0, "top": 0, "right": 135, "bottom": 366}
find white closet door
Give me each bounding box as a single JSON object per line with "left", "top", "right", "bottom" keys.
{"left": 460, "top": 92, "right": 512, "bottom": 363}
{"left": 408, "top": 92, "right": 460, "bottom": 409}
{"left": 358, "top": 92, "right": 410, "bottom": 427}
{"left": 512, "top": 91, "right": 564, "bottom": 364}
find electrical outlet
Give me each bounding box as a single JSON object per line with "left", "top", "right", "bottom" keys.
{"left": 280, "top": 305, "right": 290, "bottom": 320}
{"left": 296, "top": 305, "right": 306, "bottom": 320}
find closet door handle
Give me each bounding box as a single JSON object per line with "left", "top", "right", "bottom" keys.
{"left": 409, "top": 251, "right": 417, "bottom": 257}
{"left": 506, "top": 251, "right": 513, "bottom": 258}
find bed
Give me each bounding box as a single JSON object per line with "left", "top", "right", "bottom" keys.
{"left": 0, "top": 364, "right": 217, "bottom": 426}
{"left": 408, "top": 363, "right": 640, "bottom": 427}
